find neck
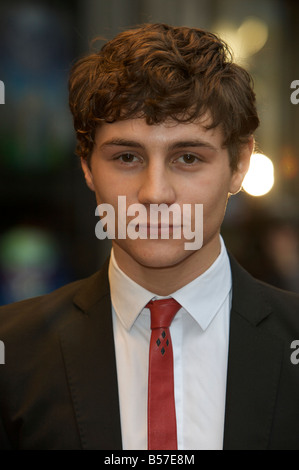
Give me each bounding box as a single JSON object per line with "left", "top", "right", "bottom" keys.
{"left": 112, "top": 235, "right": 222, "bottom": 296}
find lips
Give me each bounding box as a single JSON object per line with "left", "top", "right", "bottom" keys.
{"left": 139, "top": 224, "right": 178, "bottom": 229}
{"left": 137, "top": 224, "right": 182, "bottom": 237}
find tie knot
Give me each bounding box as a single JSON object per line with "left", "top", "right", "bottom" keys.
{"left": 146, "top": 298, "right": 181, "bottom": 329}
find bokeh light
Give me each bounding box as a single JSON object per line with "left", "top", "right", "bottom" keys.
{"left": 213, "top": 16, "right": 268, "bottom": 63}
{"left": 242, "top": 153, "right": 275, "bottom": 197}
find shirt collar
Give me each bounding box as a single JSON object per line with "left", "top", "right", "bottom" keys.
{"left": 171, "top": 236, "right": 232, "bottom": 330}
{"left": 108, "top": 236, "right": 232, "bottom": 332}
{"left": 108, "top": 249, "right": 155, "bottom": 331}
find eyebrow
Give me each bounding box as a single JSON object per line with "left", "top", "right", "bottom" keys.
{"left": 99, "top": 138, "right": 218, "bottom": 152}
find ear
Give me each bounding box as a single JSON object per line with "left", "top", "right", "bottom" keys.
{"left": 229, "top": 137, "right": 254, "bottom": 195}
{"left": 81, "top": 157, "right": 95, "bottom": 192}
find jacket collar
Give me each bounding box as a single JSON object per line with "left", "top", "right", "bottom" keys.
{"left": 223, "top": 254, "right": 284, "bottom": 449}
{"left": 74, "top": 254, "right": 273, "bottom": 325}
{"left": 60, "top": 258, "right": 122, "bottom": 450}
{"left": 63, "top": 254, "right": 284, "bottom": 450}
{"left": 228, "top": 253, "right": 273, "bottom": 325}
{"left": 72, "top": 258, "right": 111, "bottom": 314}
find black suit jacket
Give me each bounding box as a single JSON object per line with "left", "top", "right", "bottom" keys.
{"left": 0, "top": 255, "right": 299, "bottom": 450}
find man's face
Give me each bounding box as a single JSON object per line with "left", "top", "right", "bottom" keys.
{"left": 82, "top": 117, "right": 251, "bottom": 270}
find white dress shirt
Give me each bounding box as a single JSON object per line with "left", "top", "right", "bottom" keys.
{"left": 108, "top": 236, "right": 232, "bottom": 450}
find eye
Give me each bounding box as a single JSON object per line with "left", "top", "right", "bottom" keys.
{"left": 115, "top": 153, "right": 139, "bottom": 163}
{"left": 177, "top": 154, "right": 199, "bottom": 165}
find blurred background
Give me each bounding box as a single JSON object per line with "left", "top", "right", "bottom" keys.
{"left": 0, "top": 0, "right": 298, "bottom": 304}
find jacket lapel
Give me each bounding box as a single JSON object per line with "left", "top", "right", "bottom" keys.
{"left": 223, "top": 256, "right": 284, "bottom": 450}
{"left": 59, "top": 253, "right": 285, "bottom": 449}
{"left": 59, "top": 259, "right": 122, "bottom": 450}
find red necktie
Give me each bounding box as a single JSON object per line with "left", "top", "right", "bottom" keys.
{"left": 146, "top": 298, "right": 181, "bottom": 450}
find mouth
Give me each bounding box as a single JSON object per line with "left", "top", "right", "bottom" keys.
{"left": 137, "top": 224, "right": 182, "bottom": 237}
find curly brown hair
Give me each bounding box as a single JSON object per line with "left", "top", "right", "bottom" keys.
{"left": 69, "top": 23, "right": 259, "bottom": 170}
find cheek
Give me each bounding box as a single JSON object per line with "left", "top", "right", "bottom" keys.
{"left": 93, "top": 181, "right": 138, "bottom": 218}
{"left": 189, "top": 171, "right": 230, "bottom": 206}
{"left": 195, "top": 175, "right": 231, "bottom": 225}
{"left": 92, "top": 166, "right": 138, "bottom": 204}
{"left": 91, "top": 169, "right": 118, "bottom": 205}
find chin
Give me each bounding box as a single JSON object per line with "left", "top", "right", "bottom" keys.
{"left": 116, "top": 239, "right": 197, "bottom": 269}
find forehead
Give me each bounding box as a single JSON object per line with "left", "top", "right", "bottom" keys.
{"left": 94, "top": 117, "right": 225, "bottom": 151}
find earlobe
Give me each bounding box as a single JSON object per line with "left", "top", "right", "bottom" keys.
{"left": 81, "top": 157, "right": 95, "bottom": 191}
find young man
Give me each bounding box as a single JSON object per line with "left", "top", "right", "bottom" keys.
{"left": 1, "top": 23, "right": 299, "bottom": 450}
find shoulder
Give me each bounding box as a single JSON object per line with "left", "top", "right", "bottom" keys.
{"left": 255, "top": 278, "right": 299, "bottom": 337}
{"left": 229, "top": 253, "right": 299, "bottom": 338}
{"left": 0, "top": 277, "right": 82, "bottom": 325}
{"left": 0, "top": 261, "right": 110, "bottom": 339}
{"left": 258, "top": 278, "right": 299, "bottom": 309}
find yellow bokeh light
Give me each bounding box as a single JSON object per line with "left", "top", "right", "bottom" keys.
{"left": 237, "top": 17, "right": 268, "bottom": 58}
{"left": 242, "top": 153, "right": 275, "bottom": 197}
{"left": 213, "top": 16, "right": 268, "bottom": 63}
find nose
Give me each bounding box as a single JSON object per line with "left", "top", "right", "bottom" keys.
{"left": 137, "top": 162, "right": 176, "bottom": 206}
